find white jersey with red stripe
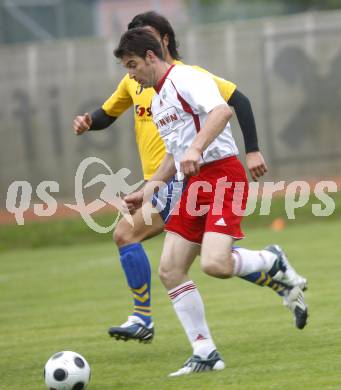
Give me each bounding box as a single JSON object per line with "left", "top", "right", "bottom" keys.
{"left": 151, "top": 64, "right": 239, "bottom": 172}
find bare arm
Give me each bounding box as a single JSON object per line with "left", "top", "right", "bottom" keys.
{"left": 149, "top": 153, "right": 176, "bottom": 183}
{"left": 124, "top": 153, "right": 176, "bottom": 213}
{"left": 180, "top": 104, "right": 232, "bottom": 176}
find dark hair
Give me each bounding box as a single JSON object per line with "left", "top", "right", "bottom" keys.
{"left": 128, "top": 11, "right": 180, "bottom": 60}
{"left": 114, "top": 28, "right": 164, "bottom": 60}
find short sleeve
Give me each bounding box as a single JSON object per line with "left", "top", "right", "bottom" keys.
{"left": 192, "top": 65, "right": 237, "bottom": 101}
{"left": 177, "top": 67, "right": 228, "bottom": 114}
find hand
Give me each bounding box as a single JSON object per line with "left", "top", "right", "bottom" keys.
{"left": 180, "top": 147, "right": 201, "bottom": 176}
{"left": 73, "top": 113, "right": 92, "bottom": 135}
{"left": 124, "top": 190, "right": 144, "bottom": 214}
{"left": 245, "top": 151, "right": 268, "bottom": 181}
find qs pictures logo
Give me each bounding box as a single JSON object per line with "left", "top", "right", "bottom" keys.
{"left": 65, "top": 157, "right": 144, "bottom": 233}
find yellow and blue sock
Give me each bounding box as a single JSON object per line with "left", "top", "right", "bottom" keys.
{"left": 119, "top": 243, "right": 152, "bottom": 325}
{"left": 240, "top": 272, "right": 287, "bottom": 296}
{"left": 232, "top": 245, "right": 287, "bottom": 296}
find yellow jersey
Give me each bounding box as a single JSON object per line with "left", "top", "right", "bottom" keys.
{"left": 102, "top": 62, "right": 236, "bottom": 179}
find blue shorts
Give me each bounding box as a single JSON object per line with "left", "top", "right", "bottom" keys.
{"left": 151, "top": 176, "right": 186, "bottom": 222}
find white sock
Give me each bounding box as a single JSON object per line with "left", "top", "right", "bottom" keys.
{"left": 232, "top": 247, "right": 277, "bottom": 276}
{"left": 168, "top": 280, "right": 216, "bottom": 358}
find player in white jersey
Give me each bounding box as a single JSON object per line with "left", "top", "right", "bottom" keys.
{"left": 114, "top": 28, "right": 308, "bottom": 376}
{"left": 152, "top": 63, "right": 239, "bottom": 168}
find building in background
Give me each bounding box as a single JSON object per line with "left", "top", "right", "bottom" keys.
{"left": 2, "top": 0, "right": 341, "bottom": 45}
{"left": 0, "top": 0, "right": 96, "bottom": 44}
{"left": 0, "top": 0, "right": 186, "bottom": 45}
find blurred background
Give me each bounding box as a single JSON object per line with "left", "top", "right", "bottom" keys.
{"left": 0, "top": 5, "right": 341, "bottom": 390}
{"left": 0, "top": 0, "right": 340, "bottom": 212}
{"left": 1, "top": 5, "right": 341, "bottom": 389}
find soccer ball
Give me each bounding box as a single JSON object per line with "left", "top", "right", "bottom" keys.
{"left": 44, "top": 351, "right": 91, "bottom": 390}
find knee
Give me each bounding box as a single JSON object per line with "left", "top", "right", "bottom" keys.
{"left": 113, "top": 220, "right": 135, "bottom": 247}
{"left": 201, "top": 256, "right": 234, "bottom": 279}
{"left": 201, "top": 262, "right": 231, "bottom": 278}
{"left": 158, "top": 263, "right": 172, "bottom": 285}
{"left": 158, "top": 260, "right": 183, "bottom": 289}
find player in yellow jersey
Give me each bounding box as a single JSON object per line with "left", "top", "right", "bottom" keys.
{"left": 73, "top": 12, "right": 308, "bottom": 342}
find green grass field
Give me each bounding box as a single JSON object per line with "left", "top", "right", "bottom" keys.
{"left": 1, "top": 219, "right": 341, "bottom": 390}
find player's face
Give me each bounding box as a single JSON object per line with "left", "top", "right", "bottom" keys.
{"left": 122, "top": 53, "right": 156, "bottom": 88}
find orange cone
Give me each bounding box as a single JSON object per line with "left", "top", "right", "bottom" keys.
{"left": 270, "top": 217, "right": 286, "bottom": 231}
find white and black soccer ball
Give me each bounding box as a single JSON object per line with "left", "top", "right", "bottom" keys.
{"left": 44, "top": 351, "right": 91, "bottom": 390}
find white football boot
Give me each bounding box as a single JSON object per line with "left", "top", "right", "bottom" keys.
{"left": 283, "top": 286, "right": 308, "bottom": 329}
{"left": 169, "top": 350, "right": 225, "bottom": 377}
{"left": 265, "top": 245, "right": 308, "bottom": 290}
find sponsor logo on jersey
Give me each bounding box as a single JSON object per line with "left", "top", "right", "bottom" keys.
{"left": 135, "top": 105, "right": 152, "bottom": 117}
{"left": 154, "top": 106, "right": 184, "bottom": 135}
